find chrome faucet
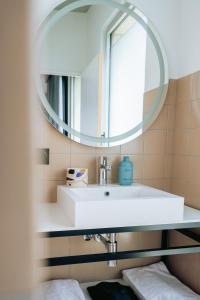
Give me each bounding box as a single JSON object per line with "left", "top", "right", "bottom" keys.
{"left": 99, "top": 156, "right": 111, "bottom": 185}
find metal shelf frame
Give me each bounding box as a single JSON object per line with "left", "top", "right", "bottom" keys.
{"left": 41, "top": 222, "right": 200, "bottom": 267}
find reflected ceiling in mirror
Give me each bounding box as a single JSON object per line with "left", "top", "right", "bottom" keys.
{"left": 37, "top": 0, "right": 169, "bottom": 147}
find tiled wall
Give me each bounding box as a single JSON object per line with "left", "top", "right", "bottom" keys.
{"left": 37, "top": 74, "right": 200, "bottom": 287}
{"left": 36, "top": 80, "right": 177, "bottom": 282}
{"left": 171, "top": 71, "right": 200, "bottom": 210}
{"left": 37, "top": 80, "right": 176, "bottom": 203}
{"left": 168, "top": 71, "right": 200, "bottom": 293}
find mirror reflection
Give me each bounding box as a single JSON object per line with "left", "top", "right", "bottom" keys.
{"left": 39, "top": 2, "right": 168, "bottom": 146}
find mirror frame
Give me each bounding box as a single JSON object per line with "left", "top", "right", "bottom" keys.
{"left": 36, "top": 0, "right": 169, "bottom": 147}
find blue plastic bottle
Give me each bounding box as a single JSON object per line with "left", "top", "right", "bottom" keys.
{"left": 118, "top": 156, "right": 133, "bottom": 186}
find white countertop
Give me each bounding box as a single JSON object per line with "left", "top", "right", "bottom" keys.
{"left": 37, "top": 202, "right": 200, "bottom": 234}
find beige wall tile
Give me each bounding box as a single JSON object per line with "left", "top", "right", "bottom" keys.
{"left": 68, "top": 237, "right": 112, "bottom": 282}
{"left": 118, "top": 232, "right": 161, "bottom": 251}
{"left": 174, "top": 101, "right": 192, "bottom": 129}
{"left": 191, "top": 100, "right": 200, "bottom": 128}
{"left": 172, "top": 155, "right": 189, "bottom": 179}
{"left": 90, "top": 262, "right": 120, "bottom": 281}
{"left": 49, "top": 266, "right": 71, "bottom": 280}
{"left": 150, "top": 105, "right": 168, "bottom": 130}
{"left": 164, "top": 155, "right": 173, "bottom": 178}
{"left": 188, "top": 156, "right": 200, "bottom": 181}
{"left": 177, "top": 74, "right": 193, "bottom": 102}
{"left": 45, "top": 122, "right": 70, "bottom": 154}
{"left": 121, "top": 136, "right": 143, "bottom": 155}
{"left": 117, "top": 233, "right": 138, "bottom": 251}
{"left": 166, "top": 130, "right": 174, "bottom": 154}
{"left": 187, "top": 128, "right": 200, "bottom": 155}
{"left": 165, "top": 79, "right": 177, "bottom": 106}
{"left": 45, "top": 154, "right": 70, "bottom": 180}
{"left": 185, "top": 181, "right": 200, "bottom": 209}
{"left": 143, "top": 155, "right": 164, "bottom": 179}
{"left": 163, "top": 178, "right": 171, "bottom": 192}
{"left": 129, "top": 155, "right": 143, "bottom": 180}
{"left": 191, "top": 71, "right": 200, "bottom": 101}
{"left": 95, "top": 145, "right": 121, "bottom": 155}
{"left": 141, "top": 178, "right": 164, "bottom": 190}
{"left": 143, "top": 130, "right": 166, "bottom": 154}
{"left": 44, "top": 180, "right": 66, "bottom": 202}
{"left": 173, "top": 129, "right": 189, "bottom": 155}
{"left": 170, "top": 179, "right": 188, "bottom": 198}
{"left": 70, "top": 140, "right": 96, "bottom": 155}
{"left": 69, "top": 237, "right": 98, "bottom": 256}
{"left": 167, "top": 105, "right": 176, "bottom": 130}
{"left": 45, "top": 237, "right": 70, "bottom": 258}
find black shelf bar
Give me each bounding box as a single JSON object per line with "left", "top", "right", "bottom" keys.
{"left": 161, "top": 230, "right": 168, "bottom": 263}
{"left": 40, "top": 222, "right": 200, "bottom": 238}
{"left": 44, "top": 245, "right": 200, "bottom": 267}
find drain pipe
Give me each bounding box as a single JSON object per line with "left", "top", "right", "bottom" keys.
{"left": 107, "top": 233, "right": 118, "bottom": 267}
{"left": 83, "top": 233, "right": 117, "bottom": 267}
{"left": 95, "top": 233, "right": 117, "bottom": 267}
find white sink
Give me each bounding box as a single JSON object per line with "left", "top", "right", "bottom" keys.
{"left": 57, "top": 184, "right": 184, "bottom": 228}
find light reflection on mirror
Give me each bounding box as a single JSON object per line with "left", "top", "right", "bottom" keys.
{"left": 39, "top": 2, "right": 167, "bottom": 147}
{"left": 109, "top": 14, "right": 146, "bottom": 137}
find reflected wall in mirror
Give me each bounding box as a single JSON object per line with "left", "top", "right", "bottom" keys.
{"left": 37, "top": 0, "right": 168, "bottom": 147}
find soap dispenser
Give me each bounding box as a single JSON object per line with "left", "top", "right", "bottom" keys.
{"left": 118, "top": 156, "right": 133, "bottom": 186}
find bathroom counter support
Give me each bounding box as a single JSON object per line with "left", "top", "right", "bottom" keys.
{"left": 38, "top": 203, "right": 200, "bottom": 267}
{"left": 38, "top": 203, "right": 200, "bottom": 237}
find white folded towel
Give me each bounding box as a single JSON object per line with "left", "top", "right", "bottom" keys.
{"left": 122, "top": 262, "right": 200, "bottom": 300}
{"left": 39, "top": 279, "right": 86, "bottom": 300}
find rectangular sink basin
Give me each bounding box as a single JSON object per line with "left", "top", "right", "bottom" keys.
{"left": 57, "top": 184, "right": 184, "bottom": 228}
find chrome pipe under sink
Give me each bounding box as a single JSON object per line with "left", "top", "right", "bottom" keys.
{"left": 83, "top": 233, "right": 117, "bottom": 267}
{"left": 95, "top": 233, "right": 117, "bottom": 267}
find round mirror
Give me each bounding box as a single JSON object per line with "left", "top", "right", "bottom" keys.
{"left": 36, "top": 0, "right": 168, "bottom": 147}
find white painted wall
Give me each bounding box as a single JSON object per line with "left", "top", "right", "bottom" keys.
{"left": 132, "top": 0, "right": 200, "bottom": 78}
{"left": 178, "top": 0, "right": 200, "bottom": 77}
{"left": 32, "top": 0, "right": 64, "bottom": 30}
{"left": 145, "top": 35, "right": 160, "bottom": 91}
{"left": 81, "top": 55, "right": 100, "bottom": 136}
{"left": 86, "top": 5, "right": 114, "bottom": 63}
{"left": 40, "top": 12, "right": 87, "bottom": 74}
{"left": 130, "top": 0, "right": 180, "bottom": 79}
